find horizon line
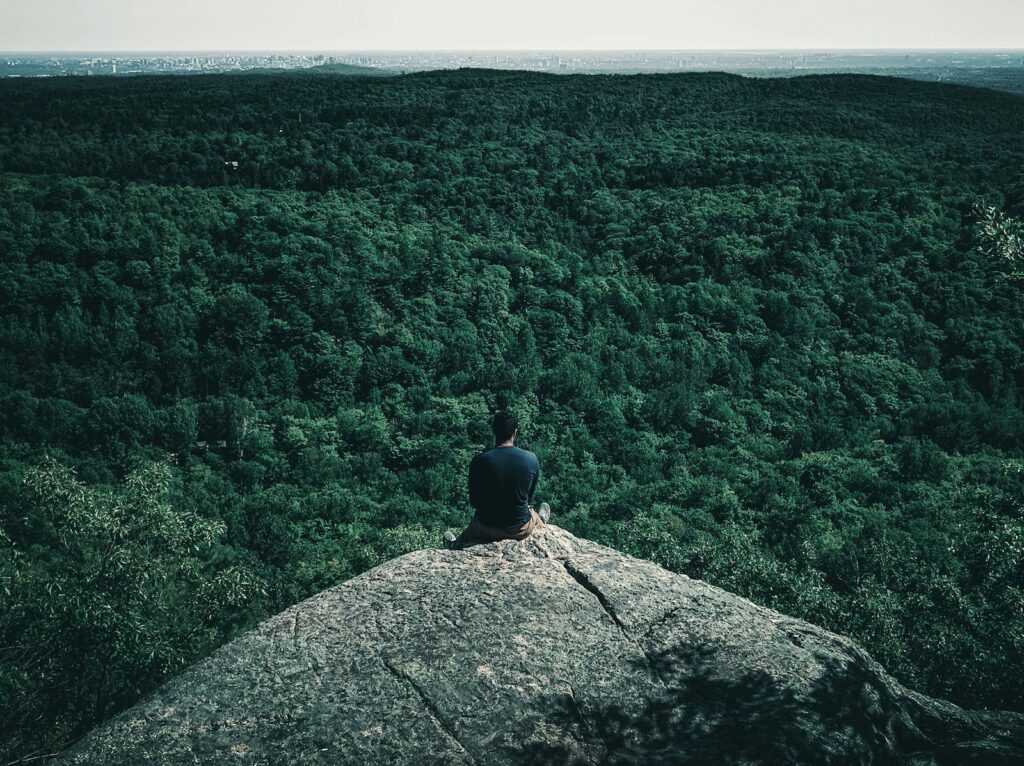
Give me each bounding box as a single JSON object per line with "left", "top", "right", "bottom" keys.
{"left": 5, "top": 46, "right": 1024, "bottom": 55}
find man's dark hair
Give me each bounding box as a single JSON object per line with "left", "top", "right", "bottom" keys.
{"left": 491, "top": 411, "right": 518, "bottom": 443}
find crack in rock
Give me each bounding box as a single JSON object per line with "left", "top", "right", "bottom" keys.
{"left": 562, "top": 681, "right": 602, "bottom": 766}
{"left": 379, "top": 655, "right": 474, "bottom": 763}
{"left": 562, "top": 560, "right": 668, "bottom": 689}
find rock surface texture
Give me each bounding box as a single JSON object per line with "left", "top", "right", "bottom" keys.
{"left": 55, "top": 525, "right": 1023, "bottom": 765}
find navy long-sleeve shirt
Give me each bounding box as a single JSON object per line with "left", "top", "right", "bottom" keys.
{"left": 468, "top": 445, "right": 539, "bottom": 528}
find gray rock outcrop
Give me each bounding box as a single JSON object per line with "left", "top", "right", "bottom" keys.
{"left": 54, "top": 525, "right": 1023, "bottom": 765}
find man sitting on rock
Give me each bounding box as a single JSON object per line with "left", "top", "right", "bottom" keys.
{"left": 444, "top": 410, "right": 550, "bottom": 549}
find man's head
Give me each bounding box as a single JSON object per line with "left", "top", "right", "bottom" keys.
{"left": 491, "top": 410, "right": 518, "bottom": 444}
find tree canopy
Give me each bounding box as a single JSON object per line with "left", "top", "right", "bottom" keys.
{"left": 1, "top": 69, "right": 1022, "bottom": 761}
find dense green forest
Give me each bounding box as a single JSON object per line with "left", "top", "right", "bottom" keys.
{"left": 0, "top": 69, "right": 1022, "bottom": 761}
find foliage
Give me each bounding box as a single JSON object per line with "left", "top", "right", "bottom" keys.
{"left": 0, "top": 69, "right": 1022, "bottom": 759}
{"left": 975, "top": 203, "right": 1024, "bottom": 280}
{"left": 0, "top": 458, "right": 262, "bottom": 760}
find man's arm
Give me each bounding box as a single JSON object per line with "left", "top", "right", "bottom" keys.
{"left": 468, "top": 454, "right": 482, "bottom": 510}
{"left": 527, "top": 456, "right": 539, "bottom": 503}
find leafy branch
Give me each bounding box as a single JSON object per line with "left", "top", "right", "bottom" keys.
{"left": 974, "top": 203, "right": 1024, "bottom": 280}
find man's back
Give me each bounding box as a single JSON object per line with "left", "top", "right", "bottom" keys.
{"left": 469, "top": 445, "right": 539, "bottom": 528}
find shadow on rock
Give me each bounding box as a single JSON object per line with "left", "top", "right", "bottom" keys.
{"left": 518, "top": 643, "right": 1022, "bottom": 766}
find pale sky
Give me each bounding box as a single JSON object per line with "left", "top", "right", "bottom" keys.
{"left": 2, "top": 0, "right": 1022, "bottom": 52}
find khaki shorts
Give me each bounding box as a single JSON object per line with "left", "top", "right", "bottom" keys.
{"left": 453, "top": 508, "right": 543, "bottom": 548}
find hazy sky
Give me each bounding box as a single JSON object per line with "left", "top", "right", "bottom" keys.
{"left": 3, "top": 0, "right": 1023, "bottom": 52}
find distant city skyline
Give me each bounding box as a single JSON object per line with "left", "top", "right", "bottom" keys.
{"left": 2, "top": 0, "right": 1023, "bottom": 52}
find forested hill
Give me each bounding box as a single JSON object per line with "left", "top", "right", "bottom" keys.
{"left": 241, "top": 62, "right": 391, "bottom": 77}
{"left": 1, "top": 70, "right": 1022, "bottom": 761}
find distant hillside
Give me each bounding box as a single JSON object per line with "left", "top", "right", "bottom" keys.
{"left": 233, "top": 62, "right": 391, "bottom": 77}
{"left": 884, "top": 67, "right": 1024, "bottom": 96}
{"left": 301, "top": 62, "right": 393, "bottom": 77}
